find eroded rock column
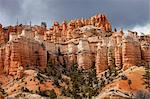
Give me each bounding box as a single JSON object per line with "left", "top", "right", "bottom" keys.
{"left": 67, "top": 41, "right": 77, "bottom": 69}
{"left": 122, "top": 37, "right": 141, "bottom": 70}
{"left": 77, "top": 38, "right": 92, "bottom": 69}
{"left": 141, "top": 41, "right": 150, "bottom": 64}
{"left": 95, "top": 42, "right": 108, "bottom": 74}
{"left": 115, "top": 45, "right": 122, "bottom": 69}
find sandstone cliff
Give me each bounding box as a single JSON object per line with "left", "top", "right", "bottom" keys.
{"left": 0, "top": 14, "right": 149, "bottom": 98}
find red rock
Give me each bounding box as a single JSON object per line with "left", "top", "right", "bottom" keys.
{"left": 96, "top": 43, "right": 108, "bottom": 74}
{"left": 122, "top": 37, "right": 141, "bottom": 70}
{"left": 115, "top": 45, "right": 122, "bottom": 69}
{"left": 0, "top": 31, "right": 47, "bottom": 75}
{"left": 141, "top": 41, "right": 150, "bottom": 64}
{"left": 77, "top": 38, "right": 92, "bottom": 69}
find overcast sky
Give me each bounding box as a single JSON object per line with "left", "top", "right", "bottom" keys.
{"left": 0, "top": 0, "right": 150, "bottom": 33}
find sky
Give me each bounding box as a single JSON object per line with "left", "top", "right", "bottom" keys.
{"left": 0, "top": 0, "right": 150, "bottom": 34}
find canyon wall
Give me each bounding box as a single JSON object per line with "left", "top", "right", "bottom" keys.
{"left": 0, "top": 14, "right": 149, "bottom": 76}
{"left": 0, "top": 27, "right": 47, "bottom": 75}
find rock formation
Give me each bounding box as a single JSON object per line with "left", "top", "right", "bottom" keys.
{"left": 0, "top": 26, "right": 47, "bottom": 76}
{"left": 0, "top": 14, "right": 149, "bottom": 75}
{"left": 77, "top": 38, "right": 92, "bottom": 69}
{"left": 96, "top": 41, "right": 108, "bottom": 74}
{"left": 0, "top": 14, "right": 149, "bottom": 99}
{"left": 67, "top": 41, "right": 77, "bottom": 69}
{"left": 122, "top": 32, "right": 141, "bottom": 70}
{"left": 141, "top": 41, "right": 150, "bottom": 64}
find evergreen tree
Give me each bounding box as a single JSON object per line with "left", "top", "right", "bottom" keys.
{"left": 128, "top": 79, "right": 132, "bottom": 90}
{"left": 143, "top": 63, "right": 150, "bottom": 92}
{"left": 39, "top": 89, "right": 57, "bottom": 99}
{"left": 108, "top": 47, "right": 118, "bottom": 76}
{"left": 64, "top": 64, "right": 99, "bottom": 99}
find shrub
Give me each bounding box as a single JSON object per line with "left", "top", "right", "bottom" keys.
{"left": 143, "top": 63, "right": 150, "bottom": 91}
{"left": 39, "top": 89, "right": 57, "bottom": 98}
{"left": 21, "top": 87, "right": 30, "bottom": 92}
{"left": 121, "top": 75, "right": 128, "bottom": 80}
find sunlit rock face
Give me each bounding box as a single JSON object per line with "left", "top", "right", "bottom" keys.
{"left": 9, "top": 32, "right": 18, "bottom": 42}
{"left": 21, "top": 27, "right": 34, "bottom": 39}
{"left": 0, "top": 27, "right": 47, "bottom": 76}
{"left": 0, "top": 24, "right": 5, "bottom": 45}
{"left": 41, "top": 14, "right": 149, "bottom": 73}
{"left": 141, "top": 41, "right": 150, "bottom": 64}
{"left": 67, "top": 41, "right": 77, "bottom": 69}
{"left": 77, "top": 38, "right": 92, "bottom": 69}
{"left": 96, "top": 42, "right": 108, "bottom": 74}
{"left": 0, "top": 13, "right": 150, "bottom": 99}
{"left": 122, "top": 32, "right": 141, "bottom": 70}
{"left": 0, "top": 14, "right": 150, "bottom": 76}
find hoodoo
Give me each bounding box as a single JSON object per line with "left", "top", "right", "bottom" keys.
{"left": 0, "top": 14, "right": 149, "bottom": 99}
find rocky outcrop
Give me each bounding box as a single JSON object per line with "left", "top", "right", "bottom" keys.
{"left": 44, "top": 14, "right": 112, "bottom": 43}
{"left": 45, "top": 27, "right": 149, "bottom": 72}
{"left": 122, "top": 36, "right": 141, "bottom": 70}
{"left": 115, "top": 45, "right": 122, "bottom": 69}
{"left": 6, "top": 92, "right": 47, "bottom": 99}
{"left": 113, "top": 31, "right": 123, "bottom": 69}
{"left": 67, "top": 41, "right": 77, "bottom": 69}
{"left": 0, "top": 29, "right": 47, "bottom": 75}
{"left": 0, "top": 47, "right": 4, "bottom": 74}
{"left": 98, "top": 66, "right": 147, "bottom": 99}
{"left": 141, "top": 41, "right": 150, "bottom": 64}
{"left": 0, "top": 14, "right": 149, "bottom": 75}
{"left": 77, "top": 38, "right": 92, "bottom": 69}
{"left": 0, "top": 24, "right": 5, "bottom": 45}
{"left": 96, "top": 42, "right": 108, "bottom": 74}
{"left": 0, "top": 14, "right": 150, "bottom": 99}
{"left": 2, "top": 70, "right": 61, "bottom": 98}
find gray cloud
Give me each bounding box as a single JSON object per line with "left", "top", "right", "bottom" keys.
{"left": 0, "top": 0, "right": 149, "bottom": 30}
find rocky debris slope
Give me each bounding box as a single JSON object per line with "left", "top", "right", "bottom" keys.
{"left": 5, "top": 92, "right": 47, "bottom": 99}
{"left": 97, "top": 66, "right": 148, "bottom": 98}
{"left": 1, "top": 70, "right": 61, "bottom": 98}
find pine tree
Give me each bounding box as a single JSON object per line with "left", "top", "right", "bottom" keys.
{"left": 64, "top": 64, "right": 99, "bottom": 99}
{"left": 143, "top": 63, "right": 150, "bottom": 92}
{"left": 39, "top": 89, "right": 57, "bottom": 98}
{"left": 128, "top": 79, "right": 132, "bottom": 90}
{"left": 108, "top": 47, "right": 118, "bottom": 76}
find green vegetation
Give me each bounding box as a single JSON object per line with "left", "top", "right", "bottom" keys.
{"left": 121, "top": 75, "right": 128, "bottom": 80}
{"left": 128, "top": 79, "right": 132, "bottom": 90}
{"left": 21, "top": 87, "right": 30, "bottom": 92}
{"left": 62, "top": 64, "right": 99, "bottom": 99}
{"left": 39, "top": 89, "right": 57, "bottom": 99}
{"left": 41, "top": 43, "right": 46, "bottom": 49}
{"left": 36, "top": 73, "right": 45, "bottom": 83}
{"left": 143, "top": 62, "right": 150, "bottom": 92}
